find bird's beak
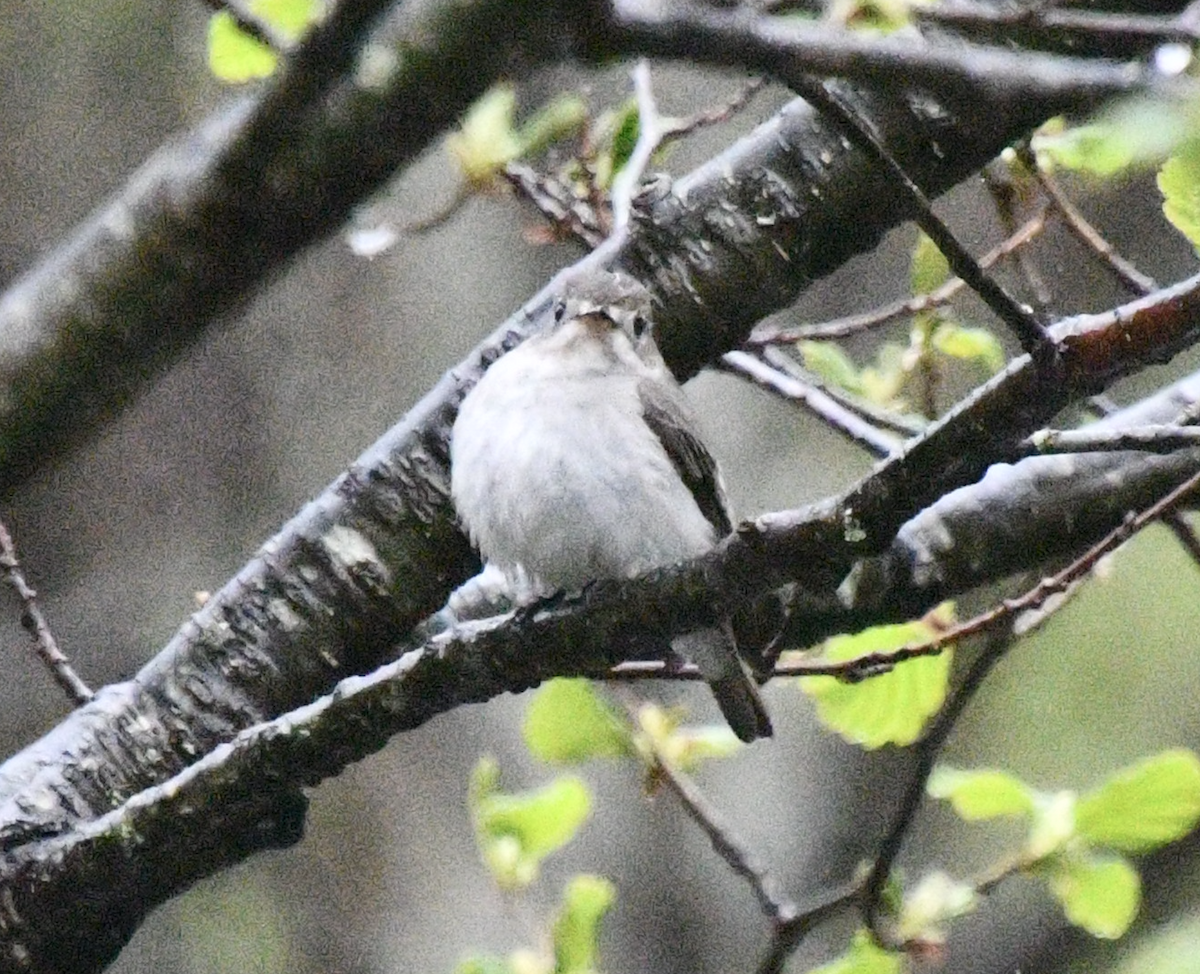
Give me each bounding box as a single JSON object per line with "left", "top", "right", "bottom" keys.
{"left": 576, "top": 312, "right": 616, "bottom": 340}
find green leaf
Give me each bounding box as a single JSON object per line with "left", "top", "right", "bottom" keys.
{"left": 806, "top": 929, "right": 903, "bottom": 974}
{"left": 1076, "top": 749, "right": 1200, "bottom": 853}
{"left": 207, "top": 0, "right": 317, "bottom": 82}
{"left": 799, "top": 340, "right": 863, "bottom": 394}
{"left": 1046, "top": 851, "right": 1140, "bottom": 939}
{"left": 517, "top": 95, "right": 588, "bottom": 158}
{"left": 800, "top": 614, "right": 952, "bottom": 748}
{"left": 910, "top": 231, "right": 950, "bottom": 296}
{"left": 470, "top": 758, "right": 592, "bottom": 889}
{"left": 1159, "top": 142, "right": 1200, "bottom": 251}
{"left": 524, "top": 680, "right": 634, "bottom": 764}
{"left": 1033, "top": 100, "right": 1192, "bottom": 176}
{"left": 447, "top": 85, "right": 524, "bottom": 186}
{"left": 253, "top": 0, "right": 317, "bottom": 35}
{"left": 208, "top": 13, "right": 277, "bottom": 82}
{"left": 928, "top": 766, "right": 1036, "bottom": 820}
{"left": 607, "top": 99, "right": 641, "bottom": 180}
{"left": 859, "top": 341, "right": 908, "bottom": 407}
{"left": 638, "top": 704, "right": 744, "bottom": 771}
{"left": 552, "top": 875, "right": 616, "bottom": 974}
{"left": 932, "top": 323, "right": 1006, "bottom": 374}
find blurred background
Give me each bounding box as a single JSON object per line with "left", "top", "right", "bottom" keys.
{"left": 3, "top": 3, "right": 1200, "bottom": 973}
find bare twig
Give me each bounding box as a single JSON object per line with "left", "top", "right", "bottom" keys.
{"left": 720, "top": 350, "right": 903, "bottom": 457}
{"left": 859, "top": 465, "right": 1200, "bottom": 934}
{"left": 983, "top": 158, "right": 1052, "bottom": 313}
{"left": 794, "top": 79, "right": 1051, "bottom": 356}
{"left": 502, "top": 163, "right": 606, "bottom": 247}
{"left": 1023, "top": 424, "right": 1200, "bottom": 456}
{"left": 916, "top": 0, "right": 1200, "bottom": 53}
{"left": 757, "top": 884, "right": 861, "bottom": 974}
{"left": 0, "top": 519, "right": 92, "bottom": 705}
{"left": 611, "top": 60, "right": 662, "bottom": 229}
{"left": 1017, "top": 145, "right": 1160, "bottom": 296}
{"left": 1164, "top": 514, "right": 1200, "bottom": 567}
{"left": 748, "top": 207, "right": 1049, "bottom": 343}
{"left": 861, "top": 629, "right": 1015, "bottom": 940}
{"left": 650, "top": 745, "right": 794, "bottom": 922}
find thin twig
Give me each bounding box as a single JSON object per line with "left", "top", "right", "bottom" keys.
{"left": 749, "top": 206, "right": 1049, "bottom": 343}
{"left": 916, "top": 0, "right": 1200, "bottom": 50}
{"left": 859, "top": 465, "right": 1200, "bottom": 935}
{"left": 502, "top": 163, "right": 606, "bottom": 247}
{"left": 983, "top": 159, "right": 1052, "bottom": 314}
{"left": 611, "top": 60, "right": 661, "bottom": 229}
{"left": 1088, "top": 394, "right": 1200, "bottom": 569}
{"left": 651, "top": 748, "right": 795, "bottom": 922}
{"left": 761, "top": 346, "right": 925, "bottom": 437}
{"left": 0, "top": 518, "right": 93, "bottom": 705}
{"left": 793, "top": 79, "right": 1052, "bottom": 356}
{"left": 1164, "top": 514, "right": 1200, "bottom": 567}
{"left": 656, "top": 77, "right": 767, "bottom": 147}
{"left": 861, "top": 629, "right": 1014, "bottom": 940}
{"left": 757, "top": 884, "right": 861, "bottom": 974}
{"left": 720, "top": 350, "right": 903, "bottom": 457}
{"left": 1017, "top": 145, "right": 1160, "bottom": 296}
{"left": 1023, "top": 423, "right": 1200, "bottom": 456}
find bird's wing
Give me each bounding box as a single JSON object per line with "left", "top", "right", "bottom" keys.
{"left": 637, "top": 378, "right": 733, "bottom": 537}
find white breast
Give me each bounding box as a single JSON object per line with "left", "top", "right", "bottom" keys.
{"left": 450, "top": 333, "right": 718, "bottom": 596}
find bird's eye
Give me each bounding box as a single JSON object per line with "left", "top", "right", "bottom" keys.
{"left": 553, "top": 300, "right": 566, "bottom": 323}
{"left": 632, "top": 315, "right": 649, "bottom": 338}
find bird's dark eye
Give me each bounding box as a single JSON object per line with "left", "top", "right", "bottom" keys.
{"left": 554, "top": 300, "right": 566, "bottom": 323}
{"left": 632, "top": 315, "right": 649, "bottom": 338}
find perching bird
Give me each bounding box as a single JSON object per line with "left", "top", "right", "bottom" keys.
{"left": 449, "top": 268, "right": 772, "bottom": 742}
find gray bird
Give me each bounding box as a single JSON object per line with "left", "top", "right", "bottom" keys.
{"left": 450, "top": 268, "right": 772, "bottom": 742}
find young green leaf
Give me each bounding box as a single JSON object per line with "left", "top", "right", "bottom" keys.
{"left": 910, "top": 231, "right": 950, "bottom": 296}
{"left": 798, "top": 341, "right": 863, "bottom": 394}
{"left": 800, "top": 615, "right": 952, "bottom": 748}
{"left": 1046, "top": 851, "right": 1141, "bottom": 939}
{"left": 1027, "top": 790, "right": 1077, "bottom": 860}
{"left": 470, "top": 758, "right": 592, "bottom": 889}
{"left": 207, "top": 0, "right": 317, "bottom": 82}
{"left": 516, "top": 95, "right": 589, "bottom": 158}
{"left": 523, "top": 679, "right": 634, "bottom": 764}
{"left": 208, "top": 14, "right": 278, "bottom": 83}
{"left": 447, "top": 86, "right": 524, "bottom": 187}
{"left": 927, "top": 767, "right": 1036, "bottom": 820}
{"left": 1075, "top": 749, "right": 1200, "bottom": 853}
{"left": 1033, "top": 99, "right": 1192, "bottom": 176}
{"left": 552, "top": 875, "right": 617, "bottom": 974}
{"left": 806, "top": 929, "right": 903, "bottom": 974}
{"left": 932, "top": 323, "right": 1006, "bottom": 374}
{"left": 1159, "top": 142, "right": 1200, "bottom": 251}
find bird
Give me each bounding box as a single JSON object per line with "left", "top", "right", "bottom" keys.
{"left": 449, "top": 267, "right": 772, "bottom": 742}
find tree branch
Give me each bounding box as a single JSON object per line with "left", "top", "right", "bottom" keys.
{"left": 0, "top": 3, "right": 1197, "bottom": 968}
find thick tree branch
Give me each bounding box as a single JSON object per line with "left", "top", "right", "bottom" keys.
{"left": 1, "top": 7, "right": 1152, "bottom": 841}
{"left": 0, "top": 0, "right": 565, "bottom": 492}
{"left": 1, "top": 0, "right": 1190, "bottom": 493}
{"left": 3, "top": 267, "right": 1200, "bottom": 973}
{"left": 0, "top": 3, "right": 1197, "bottom": 969}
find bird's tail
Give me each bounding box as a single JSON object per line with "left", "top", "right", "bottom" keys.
{"left": 674, "top": 627, "right": 773, "bottom": 743}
